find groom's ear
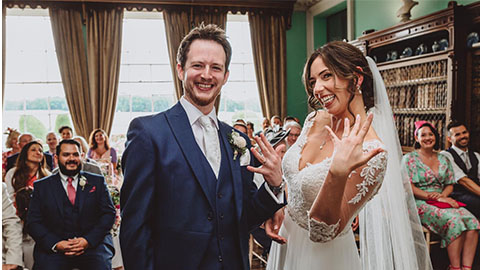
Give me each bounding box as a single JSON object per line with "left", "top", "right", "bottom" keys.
{"left": 176, "top": 63, "right": 185, "bottom": 81}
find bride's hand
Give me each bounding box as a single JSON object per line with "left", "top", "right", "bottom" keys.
{"left": 325, "top": 114, "right": 384, "bottom": 177}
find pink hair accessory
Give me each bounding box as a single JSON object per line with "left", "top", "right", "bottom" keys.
{"left": 414, "top": 120, "right": 435, "bottom": 135}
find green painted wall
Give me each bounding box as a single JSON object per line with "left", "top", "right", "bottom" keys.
{"left": 286, "top": 11, "right": 308, "bottom": 123}
{"left": 355, "top": 0, "right": 479, "bottom": 38}
{"left": 314, "top": 17, "right": 326, "bottom": 49}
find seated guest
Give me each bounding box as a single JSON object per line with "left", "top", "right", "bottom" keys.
{"left": 26, "top": 139, "right": 116, "bottom": 270}
{"left": 402, "top": 121, "right": 479, "bottom": 270}
{"left": 440, "top": 121, "right": 480, "bottom": 219}
{"left": 45, "top": 131, "right": 59, "bottom": 169}
{"left": 270, "top": 115, "right": 282, "bottom": 131}
{"left": 59, "top": 125, "right": 73, "bottom": 140}
{"left": 88, "top": 129, "right": 119, "bottom": 184}
{"left": 233, "top": 120, "right": 248, "bottom": 134}
{"left": 3, "top": 128, "right": 21, "bottom": 181}
{"left": 283, "top": 120, "right": 301, "bottom": 149}
{"left": 255, "top": 118, "right": 271, "bottom": 136}
{"left": 5, "top": 141, "right": 51, "bottom": 270}
{"left": 2, "top": 183, "right": 24, "bottom": 270}
{"left": 52, "top": 136, "right": 103, "bottom": 176}
{"left": 7, "top": 133, "right": 53, "bottom": 173}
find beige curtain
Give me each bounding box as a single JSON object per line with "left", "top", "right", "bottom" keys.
{"left": 163, "top": 7, "right": 227, "bottom": 112}
{"left": 49, "top": 6, "right": 92, "bottom": 139}
{"left": 248, "top": 12, "right": 287, "bottom": 120}
{"left": 86, "top": 7, "right": 123, "bottom": 136}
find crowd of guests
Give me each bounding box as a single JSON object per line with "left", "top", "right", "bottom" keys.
{"left": 2, "top": 126, "right": 122, "bottom": 270}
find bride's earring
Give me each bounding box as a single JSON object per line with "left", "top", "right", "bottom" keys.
{"left": 356, "top": 85, "right": 362, "bottom": 94}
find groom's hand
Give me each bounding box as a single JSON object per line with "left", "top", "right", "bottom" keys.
{"left": 265, "top": 208, "right": 286, "bottom": 244}
{"left": 247, "top": 133, "right": 283, "bottom": 187}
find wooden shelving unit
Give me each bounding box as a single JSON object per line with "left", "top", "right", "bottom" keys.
{"left": 352, "top": 1, "right": 480, "bottom": 150}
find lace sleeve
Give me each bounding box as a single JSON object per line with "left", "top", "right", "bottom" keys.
{"left": 307, "top": 141, "right": 387, "bottom": 243}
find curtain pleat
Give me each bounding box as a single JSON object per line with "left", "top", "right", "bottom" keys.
{"left": 2, "top": 5, "right": 6, "bottom": 105}
{"left": 49, "top": 6, "right": 92, "bottom": 139}
{"left": 50, "top": 5, "right": 123, "bottom": 138}
{"left": 163, "top": 7, "right": 227, "bottom": 112}
{"left": 248, "top": 12, "right": 287, "bottom": 120}
{"left": 86, "top": 7, "right": 124, "bottom": 136}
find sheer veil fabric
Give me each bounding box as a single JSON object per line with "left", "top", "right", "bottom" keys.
{"left": 359, "top": 57, "right": 432, "bottom": 270}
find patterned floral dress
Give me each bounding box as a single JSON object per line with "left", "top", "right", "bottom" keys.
{"left": 402, "top": 151, "right": 480, "bottom": 247}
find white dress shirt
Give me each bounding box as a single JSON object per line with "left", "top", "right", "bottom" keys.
{"left": 440, "top": 145, "right": 480, "bottom": 182}
{"left": 179, "top": 96, "right": 284, "bottom": 203}
{"left": 58, "top": 171, "right": 78, "bottom": 194}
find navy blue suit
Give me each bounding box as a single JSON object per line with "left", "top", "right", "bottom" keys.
{"left": 120, "top": 102, "right": 284, "bottom": 270}
{"left": 26, "top": 172, "right": 116, "bottom": 270}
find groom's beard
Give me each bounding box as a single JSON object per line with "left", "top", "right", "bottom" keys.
{"left": 58, "top": 161, "right": 81, "bottom": 176}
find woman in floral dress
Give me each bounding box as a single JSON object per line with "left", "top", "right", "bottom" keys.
{"left": 402, "top": 121, "right": 479, "bottom": 270}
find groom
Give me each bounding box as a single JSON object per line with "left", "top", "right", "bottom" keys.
{"left": 120, "top": 24, "right": 286, "bottom": 270}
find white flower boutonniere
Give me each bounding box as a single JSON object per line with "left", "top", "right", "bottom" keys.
{"left": 79, "top": 176, "right": 87, "bottom": 191}
{"left": 228, "top": 131, "right": 247, "bottom": 160}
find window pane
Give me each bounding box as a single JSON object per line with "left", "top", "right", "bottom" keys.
{"left": 111, "top": 11, "right": 175, "bottom": 154}
{"left": 3, "top": 9, "right": 72, "bottom": 147}
{"left": 218, "top": 14, "right": 264, "bottom": 134}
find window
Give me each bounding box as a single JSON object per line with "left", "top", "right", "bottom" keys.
{"left": 111, "top": 11, "right": 176, "bottom": 153}
{"left": 219, "top": 14, "right": 264, "bottom": 132}
{"left": 3, "top": 8, "right": 72, "bottom": 148}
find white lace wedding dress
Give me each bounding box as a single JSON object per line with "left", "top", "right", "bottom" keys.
{"left": 267, "top": 111, "right": 387, "bottom": 270}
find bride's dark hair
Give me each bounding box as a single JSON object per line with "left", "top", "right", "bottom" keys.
{"left": 303, "top": 41, "right": 374, "bottom": 120}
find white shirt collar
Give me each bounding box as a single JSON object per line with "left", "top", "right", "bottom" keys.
{"left": 180, "top": 96, "right": 219, "bottom": 130}
{"left": 452, "top": 144, "right": 468, "bottom": 156}
{"left": 58, "top": 170, "right": 79, "bottom": 182}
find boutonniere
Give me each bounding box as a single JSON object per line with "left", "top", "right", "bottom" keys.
{"left": 79, "top": 176, "right": 87, "bottom": 191}
{"left": 228, "top": 130, "right": 247, "bottom": 160}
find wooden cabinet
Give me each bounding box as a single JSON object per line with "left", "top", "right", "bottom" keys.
{"left": 352, "top": 1, "right": 480, "bottom": 152}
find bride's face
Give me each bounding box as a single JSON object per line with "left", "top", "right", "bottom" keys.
{"left": 309, "top": 57, "right": 352, "bottom": 118}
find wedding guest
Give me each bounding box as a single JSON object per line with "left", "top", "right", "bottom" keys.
{"left": 52, "top": 136, "right": 102, "bottom": 175}
{"left": 5, "top": 141, "right": 51, "bottom": 270}
{"left": 6, "top": 133, "right": 53, "bottom": 173}
{"left": 402, "top": 121, "right": 479, "bottom": 270}
{"left": 246, "top": 122, "right": 256, "bottom": 145}
{"left": 26, "top": 139, "right": 115, "bottom": 270}
{"left": 88, "top": 129, "right": 118, "bottom": 177}
{"left": 3, "top": 128, "right": 21, "bottom": 180}
{"left": 2, "top": 183, "right": 24, "bottom": 270}
{"left": 59, "top": 126, "right": 73, "bottom": 140}
{"left": 283, "top": 121, "right": 301, "bottom": 149}
{"left": 233, "top": 120, "right": 248, "bottom": 134}
{"left": 440, "top": 121, "right": 480, "bottom": 218}
{"left": 270, "top": 115, "right": 282, "bottom": 131}
{"left": 45, "top": 131, "right": 59, "bottom": 169}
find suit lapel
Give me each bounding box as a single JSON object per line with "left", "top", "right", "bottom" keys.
{"left": 219, "top": 122, "right": 243, "bottom": 221}
{"left": 165, "top": 102, "right": 215, "bottom": 209}
{"left": 76, "top": 172, "right": 93, "bottom": 213}
{"left": 50, "top": 173, "right": 66, "bottom": 217}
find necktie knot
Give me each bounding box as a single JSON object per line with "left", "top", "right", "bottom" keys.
{"left": 198, "top": 115, "right": 213, "bottom": 129}
{"left": 67, "top": 177, "right": 73, "bottom": 184}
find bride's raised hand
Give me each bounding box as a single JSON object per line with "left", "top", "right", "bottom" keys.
{"left": 325, "top": 113, "right": 384, "bottom": 177}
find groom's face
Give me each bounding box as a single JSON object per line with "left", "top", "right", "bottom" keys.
{"left": 177, "top": 39, "right": 229, "bottom": 109}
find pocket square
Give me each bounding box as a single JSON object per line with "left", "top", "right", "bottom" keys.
{"left": 89, "top": 186, "right": 96, "bottom": 193}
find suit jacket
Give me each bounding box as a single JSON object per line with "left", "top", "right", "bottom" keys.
{"left": 2, "top": 183, "right": 24, "bottom": 267}
{"left": 120, "top": 102, "right": 284, "bottom": 270}
{"left": 26, "top": 172, "right": 115, "bottom": 262}
{"left": 6, "top": 152, "right": 54, "bottom": 173}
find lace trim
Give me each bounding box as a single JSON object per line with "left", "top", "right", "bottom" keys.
{"left": 307, "top": 211, "right": 340, "bottom": 243}
{"left": 348, "top": 148, "right": 387, "bottom": 204}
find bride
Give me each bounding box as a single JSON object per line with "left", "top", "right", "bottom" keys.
{"left": 265, "top": 41, "right": 432, "bottom": 269}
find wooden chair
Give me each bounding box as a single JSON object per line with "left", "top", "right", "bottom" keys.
{"left": 249, "top": 234, "right": 268, "bottom": 266}
{"left": 422, "top": 226, "right": 441, "bottom": 253}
